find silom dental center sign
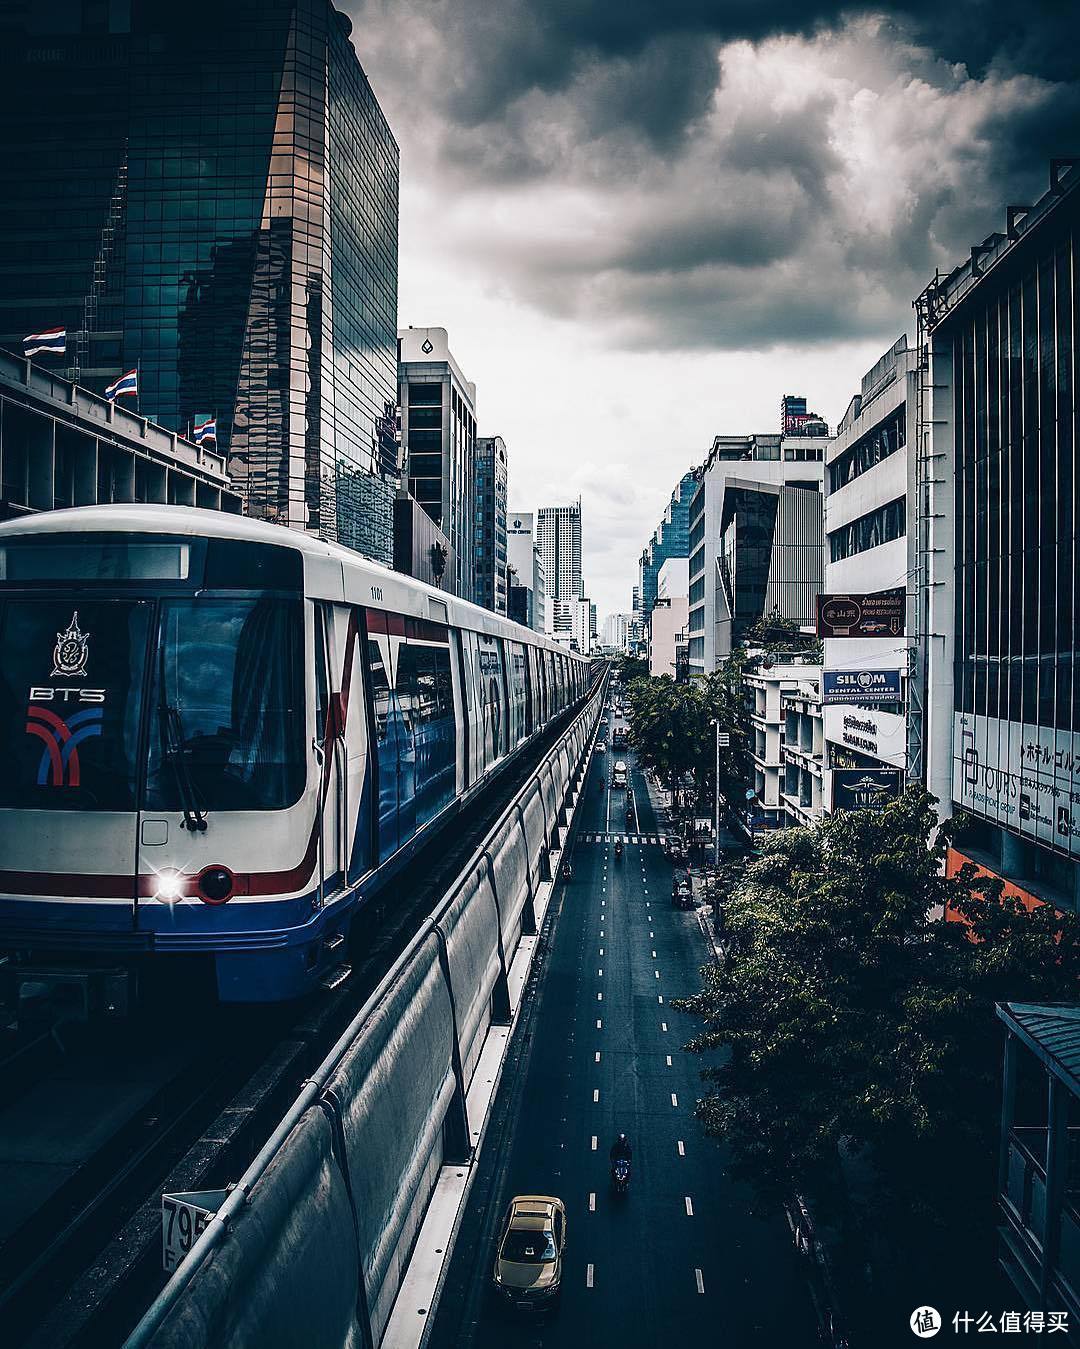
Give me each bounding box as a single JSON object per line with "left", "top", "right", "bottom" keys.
{"left": 822, "top": 669, "right": 901, "bottom": 704}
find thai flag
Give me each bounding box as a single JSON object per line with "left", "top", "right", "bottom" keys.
{"left": 192, "top": 415, "right": 217, "bottom": 446}
{"left": 105, "top": 369, "right": 138, "bottom": 400}
{"left": 23, "top": 327, "right": 66, "bottom": 357}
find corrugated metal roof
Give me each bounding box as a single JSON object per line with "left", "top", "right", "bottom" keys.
{"left": 998, "top": 1003, "right": 1080, "bottom": 1095}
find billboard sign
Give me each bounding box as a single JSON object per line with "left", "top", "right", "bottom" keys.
{"left": 832, "top": 768, "right": 904, "bottom": 812}
{"left": 822, "top": 669, "right": 902, "bottom": 704}
{"left": 816, "top": 590, "right": 905, "bottom": 638}
{"left": 953, "top": 713, "right": 1080, "bottom": 859}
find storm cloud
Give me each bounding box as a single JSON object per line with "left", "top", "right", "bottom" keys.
{"left": 348, "top": 1, "right": 1077, "bottom": 352}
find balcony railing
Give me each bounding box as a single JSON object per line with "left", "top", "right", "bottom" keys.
{"left": 1000, "top": 1127, "right": 1080, "bottom": 1319}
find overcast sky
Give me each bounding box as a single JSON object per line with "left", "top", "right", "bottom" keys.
{"left": 346, "top": 0, "right": 1079, "bottom": 620}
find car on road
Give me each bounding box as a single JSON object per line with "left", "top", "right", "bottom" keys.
{"left": 492, "top": 1195, "right": 567, "bottom": 1312}
{"left": 595, "top": 739, "right": 607, "bottom": 753}
{"left": 672, "top": 872, "right": 694, "bottom": 909}
{"left": 611, "top": 760, "right": 628, "bottom": 790}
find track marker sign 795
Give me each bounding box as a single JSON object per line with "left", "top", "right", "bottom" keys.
{"left": 162, "top": 1188, "right": 228, "bottom": 1272}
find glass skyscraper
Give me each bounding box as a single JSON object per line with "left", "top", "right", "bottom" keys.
{"left": 638, "top": 469, "right": 698, "bottom": 625}
{"left": 0, "top": 0, "right": 400, "bottom": 562}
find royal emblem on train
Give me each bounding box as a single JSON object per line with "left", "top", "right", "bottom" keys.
{"left": 52, "top": 611, "right": 90, "bottom": 678}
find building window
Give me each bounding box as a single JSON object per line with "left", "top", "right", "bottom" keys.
{"left": 828, "top": 408, "right": 905, "bottom": 491}
{"left": 828, "top": 497, "right": 906, "bottom": 562}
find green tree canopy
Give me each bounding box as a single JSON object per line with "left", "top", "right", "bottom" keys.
{"left": 677, "top": 788, "right": 1080, "bottom": 1218}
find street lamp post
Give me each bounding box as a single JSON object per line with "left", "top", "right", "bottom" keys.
{"left": 713, "top": 720, "right": 730, "bottom": 869}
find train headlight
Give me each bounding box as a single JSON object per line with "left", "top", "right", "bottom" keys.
{"left": 197, "top": 865, "right": 235, "bottom": 905}
{"left": 154, "top": 870, "right": 184, "bottom": 903}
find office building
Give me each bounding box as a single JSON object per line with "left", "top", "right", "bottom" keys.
{"left": 399, "top": 327, "right": 477, "bottom": 599}
{"left": 474, "top": 436, "right": 508, "bottom": 613}
{"left": 917, "top": 161, "right": 1080, "bottom": 915}
{"left": 688, "top": 430, "right": 828, "bottom": 674}
{"left": 601, "top": 613, "right": 633, "bottom": 652}
{"left": 781, "top": 677, "right": 825, "bottom": 827}
{"left": 781, "top": 394, "right": 830, "bottom": 437}
{"left": 392, "top": 492, "right": 455, "bottom": 590}
{"left": 0, "top": 349, "right": 240, "bottom": 518}
{"left": 570, "top": 595, "right": 594, "bottom": 655}
{"left": 507, "top": 509, "right": 546, "bottom": 632}
{"left": 745, "top": 657, "right": 822, "bottom": 833}
{"left": 638, "top": 469, "right": 698, "bottom": 626}
{"left": 821, "top": 335, "right": 918, "bottom": 812}
{"left": 0, "top": 0, "right": 400, "bottom": 562}
{"left": 649, "top": 558, "right": 690, "bottom": 678}
{"left": 538, "top": 501, "right": 582, "bottom": 636}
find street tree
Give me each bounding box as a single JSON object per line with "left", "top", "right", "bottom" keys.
{"left": 677, "top": 787, "right": 1080, "bottom": 1233}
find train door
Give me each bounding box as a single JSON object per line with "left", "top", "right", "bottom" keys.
{"left": 312, "top": 603, "right": 343, "bottom": 903}
{"left": 366, "top": 614, "right": 400, "bottom": 863}
{"left": 326, "top": 606, "right": 369, "bottom": 891}
{"left": 523, "top": 646, "right": 535, "bottom": 737}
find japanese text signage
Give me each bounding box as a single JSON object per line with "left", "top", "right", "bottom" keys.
{"left": 822, "top": 669, "right": 902, "bottom": 704}
{"left": 954, "top": 713, "right": 1080, "bottom": 858}
{"left": 816, "top": 590, "right": 905, "bottom": 638}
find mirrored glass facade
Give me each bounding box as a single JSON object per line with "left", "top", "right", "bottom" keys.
{"left": 0, "top": 0, "right": 399, "bottom": 562}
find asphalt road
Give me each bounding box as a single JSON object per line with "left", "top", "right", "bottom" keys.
{"left": 427, "top": 699, "right": 820, "bottom": 1349}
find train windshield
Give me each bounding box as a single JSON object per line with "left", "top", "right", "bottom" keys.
{"left": 0, "top": 595, "right": 304, "bottom": 813}
{"left": 146, "top": 598, "right": 305, "bottom": 812}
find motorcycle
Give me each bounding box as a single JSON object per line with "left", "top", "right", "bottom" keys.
{"left": 560, "top": 859, "right": 573, "bottom": 882}
{"left": 614, "top": 841, "right": 623, "bottom": 861}
{"left": 611, "top": 1157, "right": 631, "bottom": 1193}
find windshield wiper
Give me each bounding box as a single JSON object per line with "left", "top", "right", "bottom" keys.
{"left": 160, "top": 703, "right": 207, "bottom": 832}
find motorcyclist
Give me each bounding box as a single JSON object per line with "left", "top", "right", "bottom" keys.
{"left": 609, "top": 1133, "right": 632, "bottom": 1163}
{"left": 614, "top": 840, "right": 623, "bottom": 859}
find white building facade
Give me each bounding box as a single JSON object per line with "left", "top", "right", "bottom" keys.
{"left": 538, "top": 501, "right": 582, "bottom": 636}
{"left": 821, "top": 336, "right": 917, "bottom": 813}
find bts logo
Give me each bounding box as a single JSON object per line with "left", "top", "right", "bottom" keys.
{"left": 25, "top": 705, "right": 104, "bottom": 787}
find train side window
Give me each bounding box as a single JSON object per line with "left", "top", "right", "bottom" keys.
{"left": 314, "top": 606, "right": 329, "bottom": 742}
{"left": 367, "top": 638, "right": 392, "bottom": 742}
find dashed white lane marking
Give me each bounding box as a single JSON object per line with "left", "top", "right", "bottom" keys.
{"left": 685, "top": 1196, "right": 694, "bottom": 1217}
{"left": 671, "top": 1092, "right": 678, "bottom": 1107}
{"left": 645, "top": 901, "right": 650, "bottom": 908}
{"left": 598, "top": 968, "right": 603, "bottom": 977}
{"left": 591, "top": 1135, "right": 598, "bottom": 1151}
{"left": 654, "top": 970, "right": 660, "bottom": 979}
{"left": 599, "top": 947, "right": 604, "bottom": 956}
{"left": 651, "top": 949, "right": 656, "bottom": 957}
{"left": 586, "top": 1264, "right": 595, "bottom": 1288}
{"left": 598, "top": 993, "right": 603, "bottom": 1001}
{"left": 649, "top": 930, "right": 654, "bottom": 938}
{"left": 589, "top": 1192, "right": 596, "bottom": 1212}
{"left": 593, "top": 1089, "right": 599, "bottom": 1102}
{"left": 695, "top": 1268, "right": 705, "bottom": 1294}
{"left": 666, "top": 1055, "right": 672, "bottom": 1066}
{"left": 595, "top": 1051, "right": 601, "bottom": 1062}
{"left": 677, "top": 1140, "right": 685, "bottom": 1156}
{"left": 661, "top": 1021, "right": 668, "bottom": 1031}
{"left": 596, "top": 1019, "right": 602, "bottom": 1029}
{"left": 601, "top": 899, "right": 606, "bottom": 907}
{"left": 658, "top": 995, "right": 664, "bottom": 1004}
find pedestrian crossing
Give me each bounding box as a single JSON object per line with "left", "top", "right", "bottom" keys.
{"left": 580, "top": 832, "right": 668, "bottom": 846}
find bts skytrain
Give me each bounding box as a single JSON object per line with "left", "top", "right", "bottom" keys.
{"left": 0, "top": 506, "right": 590, "bottom": 1001}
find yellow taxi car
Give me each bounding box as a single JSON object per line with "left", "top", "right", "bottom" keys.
{"left": 492, "top": 1194, "right": 567, "bottom": 1311}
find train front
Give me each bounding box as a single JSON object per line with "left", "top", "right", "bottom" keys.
{"left": 0, "top": 509, "right": 332, "bottom": 1005}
